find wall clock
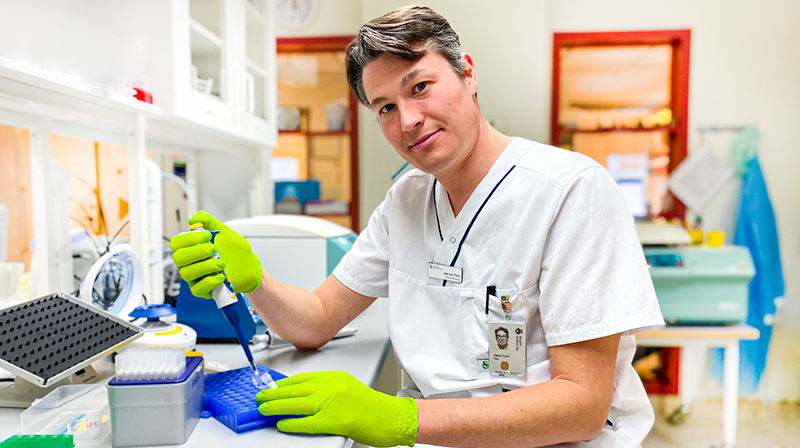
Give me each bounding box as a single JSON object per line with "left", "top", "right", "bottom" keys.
{"left": 276, "top": 0, "right": 318, "bottom": 30}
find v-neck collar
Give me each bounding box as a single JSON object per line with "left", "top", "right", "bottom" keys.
{"left": 430, "top": 138, "right": 526, "bottom": 266}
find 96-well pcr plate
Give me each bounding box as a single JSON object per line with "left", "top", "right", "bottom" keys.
{"left": 204, "top": 365, "right": 299, "bottom": 433}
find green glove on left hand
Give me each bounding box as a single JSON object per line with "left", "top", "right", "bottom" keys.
{"left": 169, "top": 210, "right": 262, "bottom": 298}
{"left": 256, "top": 371, "right": 418, "bottom": 447}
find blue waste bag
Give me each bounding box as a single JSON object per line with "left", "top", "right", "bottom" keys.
{"left": 712, "top": 157, "right": 785, "bottom": 392}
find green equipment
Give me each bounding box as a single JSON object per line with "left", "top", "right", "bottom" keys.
{"left": 644, "top": 245, "right": 754, "bottom": 324}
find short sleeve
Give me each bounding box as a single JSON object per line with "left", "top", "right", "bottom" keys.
{"left": 538, "top": 167, "right": 664, "bottom": 346}
{"left": 332, "top": 193, "right": 392, "bottom": 298}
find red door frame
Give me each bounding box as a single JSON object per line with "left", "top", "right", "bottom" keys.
{"left": 276, "top": 36, "right": 360, "bottom": 232}
{"left": 552, "top": 30, "right": 691, "bottom": 395}
{"left": 551, "top": 30, "right": 691, "bottom": 222}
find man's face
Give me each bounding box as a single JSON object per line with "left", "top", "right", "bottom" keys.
{"left": 361, "top": 51, "right": 481, "bottom": 177}
{"left": 496, "top": 331, "right": 508, "bottom": 348}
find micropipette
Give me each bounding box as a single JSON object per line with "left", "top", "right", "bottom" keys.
{"left": 188, "top": 223, "right": 261, "bottom": 385}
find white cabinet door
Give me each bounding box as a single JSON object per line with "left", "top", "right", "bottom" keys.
{"left": 171, "top": 0, "right": 239, "bottom": 135}
{"left": 236, "top": 0, "right": 277, "bottom": 146}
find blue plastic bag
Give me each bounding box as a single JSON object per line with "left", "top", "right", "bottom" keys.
{"left": 712, "top": 157, "right": 784, "bottom": 392}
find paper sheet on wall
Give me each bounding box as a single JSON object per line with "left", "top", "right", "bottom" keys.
{"left": 668, "top": 146, "right": 736, "bottom": 214}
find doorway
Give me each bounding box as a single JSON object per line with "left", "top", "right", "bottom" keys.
{"left": 274, "top": 37, "right": 359, "bottom": 232}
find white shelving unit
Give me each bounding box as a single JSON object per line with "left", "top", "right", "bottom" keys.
{"left": 0, "top": 0, "right": 278, "bottom": 306}
{"left": 0, "top": 58, "right": 162, "bottom": 303}
{"left": 135, "top": 0, "right": 277, "bottom": 149}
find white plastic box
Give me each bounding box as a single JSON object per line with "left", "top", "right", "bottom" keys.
{"left": 20, "top": 384, "right": 111, "bottom": 443}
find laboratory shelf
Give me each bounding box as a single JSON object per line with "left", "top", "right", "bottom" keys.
{"left": 557, "top": 125, "right": 678, "bottom": 134}
{"left": 146, "top": 114, "right": 271, "bottom": 153}
{"left": 0, "top": 57, "right": 161, "bottom": 142}
{"left": 189, "top": 18, "right": 223, "bottom": 50}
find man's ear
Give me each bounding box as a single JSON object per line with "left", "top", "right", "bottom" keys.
{"left": 461, "top": 53, "right": 478, "bottom": 96}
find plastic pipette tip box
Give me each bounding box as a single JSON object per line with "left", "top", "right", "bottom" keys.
{"left": 107, "top": 356, "right": 205, "bottom": 447}
{"left": 203, "top": 365, "right": 296, "bottom": 433}
{"left": 0, "top": 435, "right": 74, "bottom": 448}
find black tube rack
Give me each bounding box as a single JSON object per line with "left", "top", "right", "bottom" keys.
{"left": 0, "top": 292, "right": 142, "bottom": 386}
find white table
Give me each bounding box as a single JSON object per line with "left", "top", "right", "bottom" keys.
{"left": 635, "top": 324, "right": 759, "bottom": 448}
{"left": 0, "top": 299, "right": 391, "bottom": 448}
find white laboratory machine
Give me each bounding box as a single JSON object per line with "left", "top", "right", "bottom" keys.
{"left": 635, "top": 221, "right": 754, "bottom": 324}
{"left": 176, "top": 214, "right": 357, "bottom": 343}
{"left": 226, "top": 214, "right": 357, "bottom": 291}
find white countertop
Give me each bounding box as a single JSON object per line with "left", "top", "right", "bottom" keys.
{"left": 0, "top": 299, "right": 391, "bottom": 448}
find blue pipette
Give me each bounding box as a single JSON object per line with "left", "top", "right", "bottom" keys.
{"left": 188, "top": 223, "right": 264, "bottom": 387}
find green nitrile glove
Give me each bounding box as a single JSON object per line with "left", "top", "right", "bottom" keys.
{"left": 169, "top": 210, "right": 263, "bottom": 298}
{"left": 168, "top": 225, "right": 225, "bottom": 298}
{"left": 256, "top": 371, "right": 418, "bottom": 447}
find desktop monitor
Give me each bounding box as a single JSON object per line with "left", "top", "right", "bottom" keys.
{"left": 616, "top": 179, "right": 648, "bottom": 220}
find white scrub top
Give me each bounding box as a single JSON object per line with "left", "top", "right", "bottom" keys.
{"left": 334, "top": 138, "right": 664, "bottom": 447}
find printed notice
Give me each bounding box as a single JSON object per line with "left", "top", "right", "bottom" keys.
{"left": 668, "top": 147, "right": 736, "bottom": 213}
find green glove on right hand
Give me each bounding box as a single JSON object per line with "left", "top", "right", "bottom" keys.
{"left": 169, "top": 210, "right": 263, "bottom": 298}
{"left": 256, "top": 371, "right": 418, "bottom": 447}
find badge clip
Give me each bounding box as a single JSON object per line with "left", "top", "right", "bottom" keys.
{"left": 501, "top": 295, "right": 512, "bottom": 321}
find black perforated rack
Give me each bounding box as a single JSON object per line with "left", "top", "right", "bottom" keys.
{"left": 0, "top": 292, "right": 143, "bottom": 386}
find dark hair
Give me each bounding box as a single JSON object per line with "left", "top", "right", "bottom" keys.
{"left": 345, "top": 6, "right": 466, "bottom": 107}
{"left": 495, "top": 327, "right": 509, "bottom": 337}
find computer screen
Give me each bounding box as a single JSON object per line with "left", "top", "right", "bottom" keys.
{"left": 616, "top": 179, "right": 648, "bottom": 220}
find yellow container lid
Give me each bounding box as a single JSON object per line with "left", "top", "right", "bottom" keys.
{"left": 687, "top": 228, "right": 704, "bottom": 245}
{"left": 707, "top": 230, "right": 724, "bottom": 247}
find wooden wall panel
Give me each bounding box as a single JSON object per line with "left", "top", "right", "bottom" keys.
{"left": 50, "top": 135, "right": 129, "bottom": 245}
{"left": 0, "top": 126, "right": 33, "bottom": 270}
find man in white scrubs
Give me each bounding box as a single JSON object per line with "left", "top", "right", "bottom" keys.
{"left": 170, "top": 6, "right": 664, "bottom": 447}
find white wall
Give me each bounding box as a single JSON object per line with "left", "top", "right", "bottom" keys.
{"left": 277, "top": 0, "right": 800, "bottom": 400}
{"left": 197, "top": 151, "right": 254, "bottom": 222}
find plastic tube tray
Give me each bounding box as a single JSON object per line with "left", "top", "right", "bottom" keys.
{"left": 203, "top": 365, "right": 297, "bottom": 433}
{"left": 0, "top": 435, "right": 73, "bottom": 448}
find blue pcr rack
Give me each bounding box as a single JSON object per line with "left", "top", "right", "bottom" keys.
{"left": 204, "top": 365, "right": 297, "bottom": 433}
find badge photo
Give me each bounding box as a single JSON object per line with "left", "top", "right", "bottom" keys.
{"left": 488, "top": 322, "right": 526, "bottom": 377}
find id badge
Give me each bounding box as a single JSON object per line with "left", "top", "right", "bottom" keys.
{"left": 489, "top": 321, "right": 526, "bottom": 377}
{"left": 427, "top": 262, "right": 463, "bottom": 284}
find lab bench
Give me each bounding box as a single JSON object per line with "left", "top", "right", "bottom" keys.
{"left": 0, "top": 299, "right": 391, "bottom": 448}
{"left": 636, "top": 324, "right": 760, "bottom": 448}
